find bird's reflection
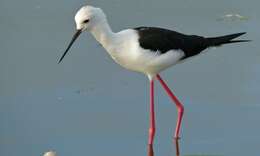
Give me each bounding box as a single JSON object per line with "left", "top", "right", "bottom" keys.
{"left": 174, "top": 139, "right": 180, "bottom": 156}
{"left": 147, "top": 144, "right": 154, "bottom": 156}
{"left": 147, "top": 139, "right": 180, "bottom": 156}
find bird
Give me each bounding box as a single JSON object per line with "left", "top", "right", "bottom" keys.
{"left": 58, "top": 5, "right": 249, "bottom": 148}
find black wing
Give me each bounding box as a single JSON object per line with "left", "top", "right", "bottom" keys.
{"left": 134, "top": 27, "right": 210, "bottom": 59}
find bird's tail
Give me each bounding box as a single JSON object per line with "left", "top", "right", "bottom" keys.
{"left": 206, "top": 32, "right": 251, "bottom": 47}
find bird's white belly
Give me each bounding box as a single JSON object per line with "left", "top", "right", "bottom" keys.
{"left": 104, "top": 30, "right": 152, "bottom": 73}
{"left": 103, "top": 29, "right": 184, "bottom": 77}
{"left": 109, "top": 47, "right": 184, "bottom": 77}
{"left": 110, "top": 49, "right": 146, "bottom": 73}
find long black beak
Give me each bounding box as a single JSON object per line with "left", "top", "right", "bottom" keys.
{"left": 58, "top": 29, "right": 82, "bottom": 63}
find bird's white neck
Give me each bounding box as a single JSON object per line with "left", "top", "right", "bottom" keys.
{"left": 89, "top": 19, "right": 116, "bottom": 51}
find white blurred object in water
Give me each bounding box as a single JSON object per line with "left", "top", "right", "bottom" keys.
{"left": 43, "top": 151, "right": 56, "bottom": 156}
{"left": 217, "top": 13, "right": 248, "bottom": 21}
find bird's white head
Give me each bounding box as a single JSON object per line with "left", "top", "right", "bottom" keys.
{"left": 74, "top": 5, "right": 106, "bottom": 31}
{"left": 58, "top": 5, "right": 107, "bottom": 63}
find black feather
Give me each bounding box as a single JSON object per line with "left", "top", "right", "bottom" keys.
{"left": 134, "top": 27, "right": 249, "bottom": 60}
{"left": 206, "top": 32, "right": 251, "bottom": 46}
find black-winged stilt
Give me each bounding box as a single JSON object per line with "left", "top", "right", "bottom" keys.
{"left": 58, "top": 5, "right": 249, "bottom": 153}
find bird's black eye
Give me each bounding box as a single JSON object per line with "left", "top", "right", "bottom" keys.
{"left": 83, "top": 19, "right": 89, "bottom": 23}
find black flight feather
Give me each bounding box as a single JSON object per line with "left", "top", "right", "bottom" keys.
{"left": 134, "top": 27, "right": 250, "bottom": 60}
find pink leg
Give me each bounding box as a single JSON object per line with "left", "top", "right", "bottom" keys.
{"left": 156, "top": 74, "right": 184, "bottom": 139}
{"left": 148, "top": 80, "right": 156, "bottom": 145}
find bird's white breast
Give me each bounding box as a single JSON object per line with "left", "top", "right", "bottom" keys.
{"left": 106, "top": 29, "right": 144, "bottom": 71}
{"left": 104, "top": 29, "right": 184, "bottom": 77}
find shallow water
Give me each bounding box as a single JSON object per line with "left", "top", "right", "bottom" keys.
{"left": 0, "top": 0, "right": 260, "bottom": 156}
